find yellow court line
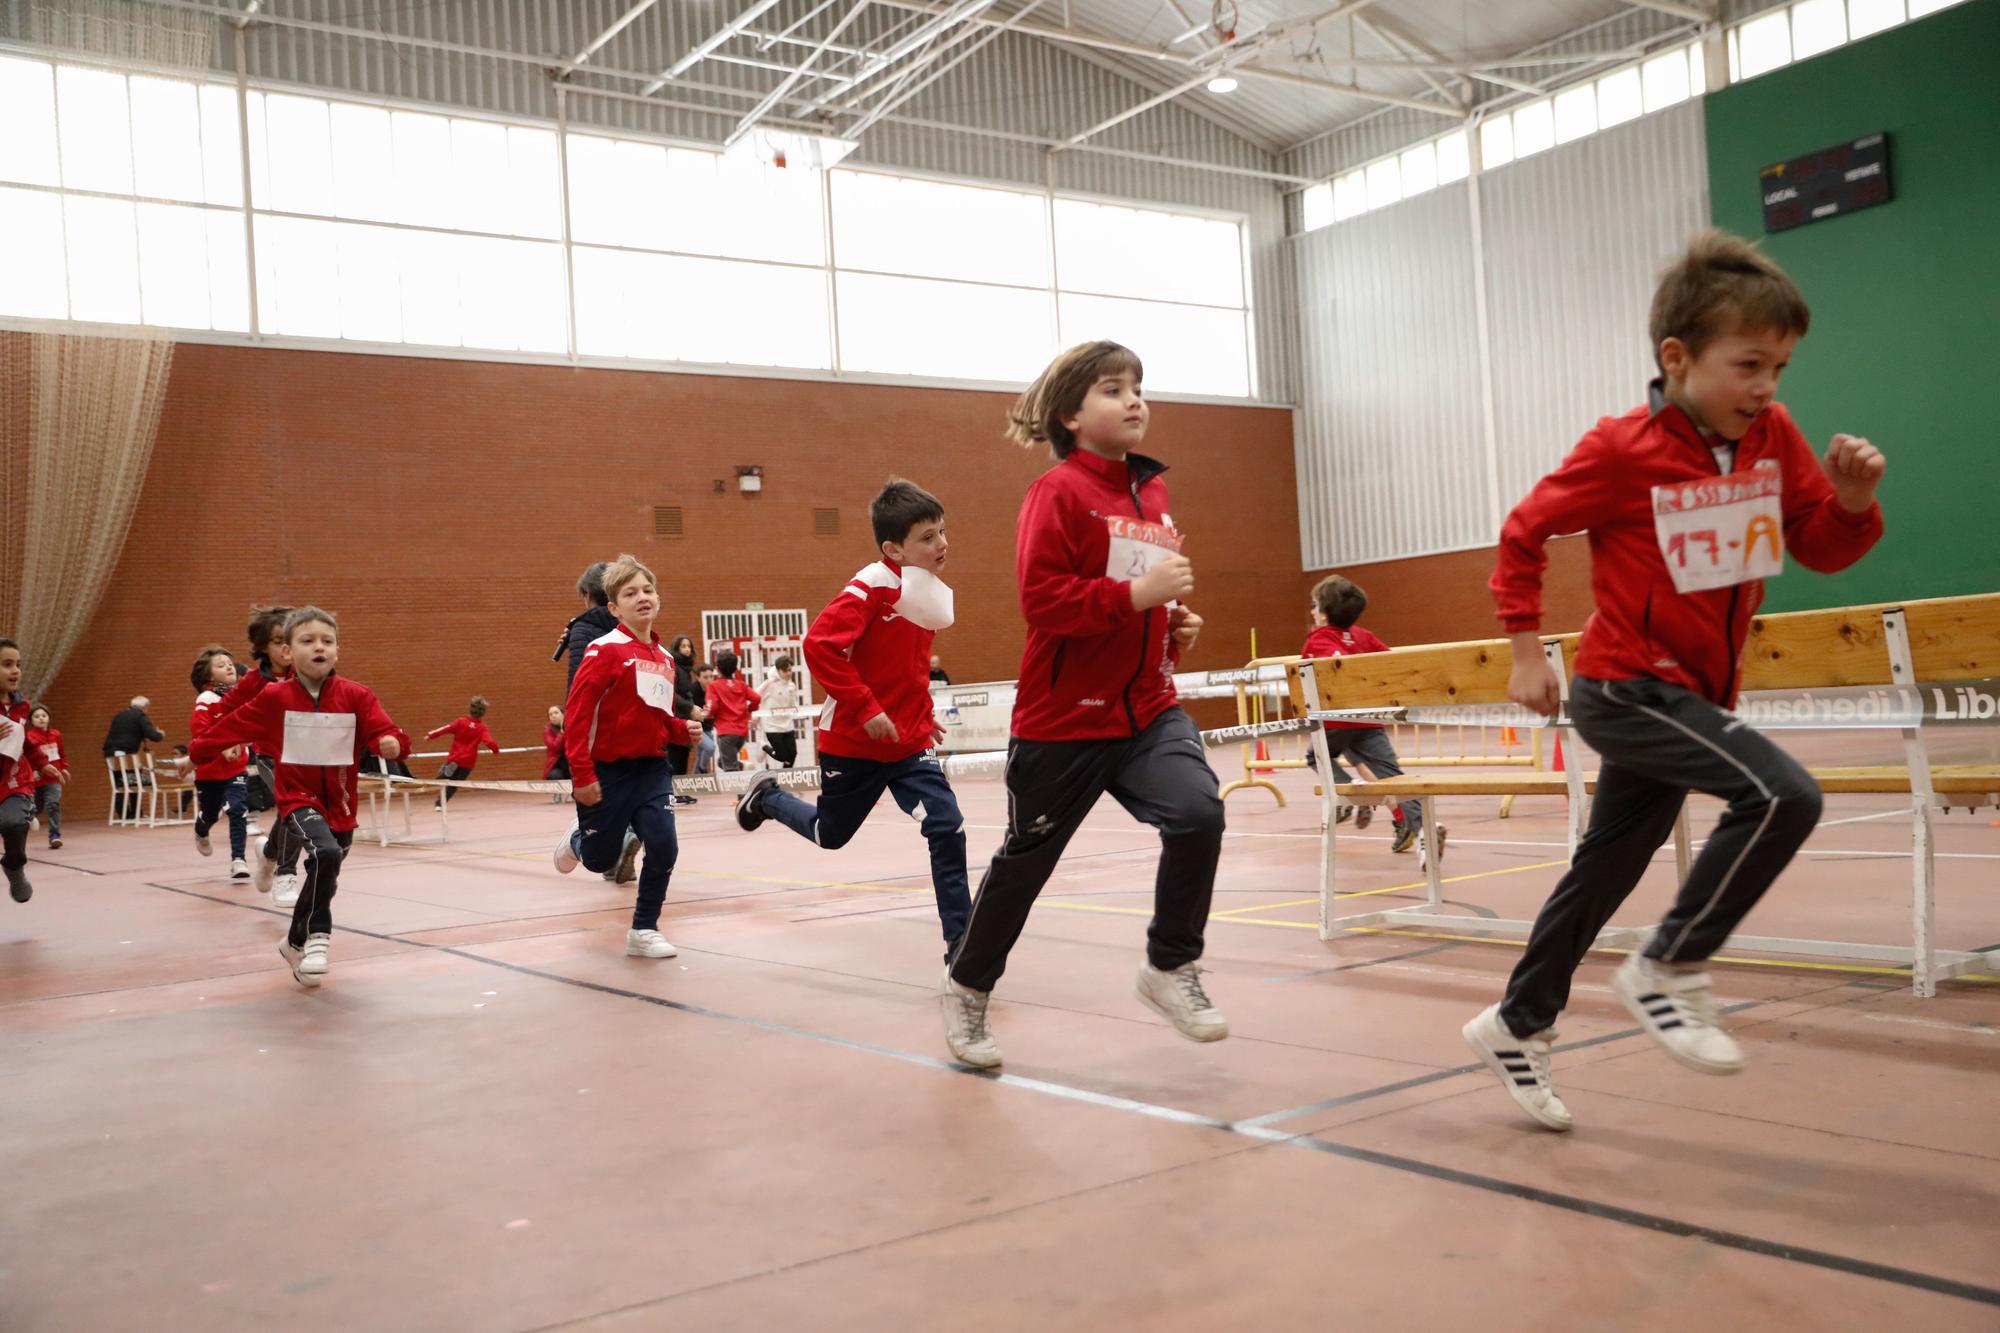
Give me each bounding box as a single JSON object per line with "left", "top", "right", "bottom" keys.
{"left": 1211, "top": 859, "right": 1572, "bottom": 917}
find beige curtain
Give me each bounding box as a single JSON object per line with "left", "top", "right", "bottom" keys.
{"left": 0, "top": 332, "right": 175, "bottom": 699}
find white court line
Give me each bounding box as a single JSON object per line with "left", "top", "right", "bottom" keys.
{"left": 1860, "top": 1012, "right": 1998, "bottom": 1037}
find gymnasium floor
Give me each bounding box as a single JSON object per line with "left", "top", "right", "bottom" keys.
{"left": 4, "top": 746, "right": 1997, "bottom": 1330}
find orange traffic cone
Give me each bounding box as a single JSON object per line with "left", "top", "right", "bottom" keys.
{"left": 1252, "top": 739, "right": 1274, "bottom": 773}
{"left": 1551, "top": 733, "right": 1565, "bottom": 773}
{"left": 1500, "top": 726, "right": 1519, "bottom": 748}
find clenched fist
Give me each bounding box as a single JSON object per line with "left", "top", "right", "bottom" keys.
{"left": 1823, "top": 433, "right": 1885, "bottom": 514}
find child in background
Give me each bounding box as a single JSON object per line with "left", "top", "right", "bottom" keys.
{"left": 426, "top": 696, "right": 501, "bottom": 807}
{"left": 215, "top": 605, "right": 305, "bottom": 907}
{"left": 755, "top": 654, "right": 802, "bottom": 769}
{"left": 544, "top": 704, "right": 569, "bottom": 801}
{"left": 190, "top": 607, "right": 408, "bottom": 988}
{"left": 693, "top": 664, "right": 719, "bottom": 776}
{"left": 942, "top": 342, "right": 1225, "bottom": 1069}
{"left": 704, "top": 653, "right": 761, "bottom": 772}
{"left": 2, "top": 640, "right": 56, "bottom": 901}
{"left": 26, "top": 705, "right": 68, "bottom": 850}
{"left": 189, "top": 645, "right": 254, "bottom": 879}
{"left": 1300, "top": 575, "right": 1440, "bottom": 863}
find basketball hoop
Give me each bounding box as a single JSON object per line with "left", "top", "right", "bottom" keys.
{"left": 1211, "top": 0, "right": 1238, "bottom": 43}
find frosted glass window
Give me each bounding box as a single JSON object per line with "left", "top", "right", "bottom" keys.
{"left": 1596, "top": 67, "right": 1643, "bottom": 128}
{"left": 264, "top": 94, "right": 335, "bottom": 216}
{"left": 1434, "top": 130, "right": 1470, "bottom": 184}
{"left": 1691, "top": 43, "right": 1709, "bottom": 97}
{"left": 198, "top": 85, "right": 242, "bottom": 206}
{"left": 335, "top": 222, "right": 403, "bottom": 343}
{"left": 1512, "top": 101, "right": 1555, "bottom": 158}
{"left": 204, "top": 208, "right": 250, "bottom": 331}
{"left": 1300, "top": 183, "right": 1333, "bottom": 232}
{"left": 1058, "top": 294, "right": 1249, "bottom": 398}
{"left": 1052, "top": 199, "right": 1242, "bottom": 307}
{"left": 1738, "top": 10, "right": 1793, "bottom": 77}
{"left": 1399, "top": 143, "right": 1437, "bottom": 196}
{"left": 1363, "top": 158, "right": 1401, "bottom": 209}
{"left": 458, "top": 237, "right": 566, "bottom": 353}
{"left": 397, "top": 229, "right": 462, "bottom": 347}
{"left": 136, "top": 202, "right": 213, "bottom": 328}
{"left": 64, "top": 194, "right": 141, "bottom": 324}
{"left": 451, "top": 117, "right": 513, "bottom": 235}
{"left": 1907, "top": 0, "right": 1970, "bottom": 16}
{"left": 1479, "top": 115, "right": 1515, "bottom": 169}
{"left": 391, "top": 110, "right": 455, "bottom": 229}
{"left": 56, "top": 65, "right": 134, "bottom": 194}
{"left": 1643, "top": 49, "right": 1691, "bottom": 110}
{"left": 330, "top": 103, "right": 397, "bottom": 223}
{"left": 255, "top": 215, "right": 341, "bottom": 338}
{"left": 509, "top": 241, "right": 569, "bottom": 355}
{"left": 0, "top": 56, "right": 61, "bottom": 186}
{"left": 565, "top": 135, "right": 668, "bottom": 248}
{"left": 1849, "top": 0, "right": 1905, "bottom": 36}
{"left": 505, "top": 128, "right": 561, "bottom": 239}
{"left": 129, "top": 77, "right": 204, "bottom": 203}
{"left": 832, "top": 170, "right": 1045, "bottom": 286}
{"left": 662, "top": 256, "right": 830, "bottom": 368}
{"left": 573, "top": 247, "right": 674, "bottom": 360}
{"left": 0, "top": 187, "right": 69, "bottom": 317}
{"left": 666, "top": 149, "right": 824, "bottom": 265}
{"left": 837, "top": 272, "right": 1052, "bottom": 381}
{"left": 1332, "top": 170, "right": 1367, "bottom": 221}
{"left": 243, "top": 92, "right": 269, "bottom": 208}
{"left": 1554, "top": 85, "right": 1598, "bottom": 144}
{"left": 1792, "top": 0, "right": 1849, "bottom": 56}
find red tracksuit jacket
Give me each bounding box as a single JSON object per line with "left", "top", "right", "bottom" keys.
{"left": 190, "top": 690, "right": 250, "bottom": 781}
{"left": 427, "top": 717, "right": 499, "bottom": 769}
{"left": 3, "top": 699, "right": 39, "bottom": 801}
{"left": 563, "top": 625, "right": 694, "bottom": 789}
{"left": 543, "top": 723, "right": 565, "bottom": 777}
{"left": 1301, "top": 624, "right": 1392, "bottom": 731}
{"left": 26, "top": 727, "right": 67, "bottom": 789}
{"left": 1492, "top": 391, "right": 1882, "bottom": 706}
{"left": 1010, "top": 448, "right": 1184, "bottom": 742}
{"left": 702, "top": 678, "right": 762, "bottom": 739}
{"left": 188, "top": 673, "right": 407, "bottom": 831}
{"left": 806, "top": 559, "right": 937, "bottom": 763}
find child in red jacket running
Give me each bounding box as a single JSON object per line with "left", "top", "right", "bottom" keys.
{"left": 1301, "top": 575, "right": 1438, "bottom": 860}
{"left": 26, "top": 705, "right": 68, "bottom": 850}
{"left": 426, "top": 696, "right": 500, "bottom": 807}
{"left": 189, "top": 645, "right": 254, "bottom": 879}
{"left": 1461, "top": 232, "right": 1884, "bottom": 1132}
{"left": 941, "top": 341, "right": 1226, "bottom": 1069}
{"left": 702, "top": 655, "right": 761, "bottom": 771}
{"left": 734, "top": 480, "right": 971, "bottom": 963}
{"left": 190, "top": 607, "right": 408, "bottom": 988}
{"left": 215, "top": 605, "right": 306, "bottom": 906}
{"left": 2, "top": 641, "right": 62, "bottom": 901}
{"left": 552, "top": 554, "right": 699, "bottom": 960}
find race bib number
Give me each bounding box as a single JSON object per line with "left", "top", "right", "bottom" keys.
{"left": 40, "top": 744, "right": 59, "bottom": 764}
{"left": 1652, "top": 468, "right": 1784, "bottom": 595}
{"left": 282, "top": 711, "right": 357, "bottom": 766}
{"left": 633, "top": 660, "right": 675, "bottom": 712}
{"left": 0, "top": 725, "right": 21, "bottom": 761}
{"left": 1105, "top": 515, "right": 1184, "bottom": 581}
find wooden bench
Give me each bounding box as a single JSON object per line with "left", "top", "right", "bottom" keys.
{"left": 1301, "top": 592, "right": 2000, "bottom": 996}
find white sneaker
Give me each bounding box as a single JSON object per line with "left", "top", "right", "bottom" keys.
{"left": 194, "top": 831, "right": 213, "bottom": 857}
{"left": 940, "top": 969, "right": 1002, "bottom": 1069}
{"left": 625, "top": 928, "right": 677, "bottom": 958}
{"left": 278, "top": 933, "right": 329, "bottom": 987}
{"left": 230, "top": 858, "right": 251, "bottom": 880}
{"left": 1135, "top": 962, "right": 1229, "bottom": 1042}
{"left": 553, "top": 823, "right": 580, "bottom": 875}
{"left": 1418, "top": 825, "right": 1448, "bottom": 870}
{"left": 253, "top": 851, "right": 276, "bottom": 895}
{"left": 1462, "top": 1003, "right": 1572, "bottom": 1131}
{"left": 1610, "top": 954, "right": 1743, "bottom": 1074}
{"left": 271, "top": 873, "right": 301, "bottom": 909}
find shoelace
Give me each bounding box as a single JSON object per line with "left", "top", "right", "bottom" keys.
{"left": 1664, "top": 972, "right": 1721, "bottom": 1029}
{"left": 1521, "top": 1030, "right": 1558, "bottom": 1095}
{"left": 1174, "top": 966, "right": 1215, "bottom": 1013}
{"left": 953, "top": 989, "right": 992, "bottom": 1044}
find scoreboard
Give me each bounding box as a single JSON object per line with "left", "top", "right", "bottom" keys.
{"left": 1760, "top": 133, "right": 1892, "bottom": 233}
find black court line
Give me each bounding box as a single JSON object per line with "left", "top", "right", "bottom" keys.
{"left": 120, "top": 877, "right": 2000, "bottom": 1311}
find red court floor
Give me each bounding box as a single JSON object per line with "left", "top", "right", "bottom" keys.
{"left": 3, "top": 753, "right": 1996, "bottom": 1330}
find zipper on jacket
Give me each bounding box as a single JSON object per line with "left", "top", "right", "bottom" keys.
{"left": 1122, "top": 473, "right": 1151, "bottom": 736}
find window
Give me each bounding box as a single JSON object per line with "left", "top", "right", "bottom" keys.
{"left": 1479, "top": 115, "right": 1514, "bottom": 170}
{"left": 1364, "top": 158, "right": 1402, "bottom": 209}
{"left": 1737, "top": 10, "right": 1794, "bottom": 77}
{"left": 1511, "top": 101, "right": 1555, "bottom": 159}
{"left": 1553, "top": 85, "right": 1598, "bottom": 144}
{"left": 1053, "top": 199, "right": 1244, "bottom": 309}
{"left": 0, "top": 56, "right": 59, "bottom": 186}
{"left": 833, "top": 171, "right": 1044, "bottom": 286}
{"left": 1791, "top": 0, "right": 1849, "bottom": 57}
{"left": 0, "top": 187, "right": 68, "bottom": 318}
{"left": 1434, "top": 131, "right": 1470, "bottom": 184}
{"left": 838, "top": 272, "right": 1052, "bottom": 382}
{"left": 1848, "top": 0, "right": 1905, "bottom": 37}
{"left": 1642, "top": 48, "right": 1692, "bottom": 111}
{"left": 1059, "top": 294, "right": 1249, "bottom": 399}
{"left": 1596, "top": 67, "right": 1643, "bottom": 128}
{"left": 1301, "top": 182, "right": 1333, "bottom": 231}
{"left": 1333, "top": 170, "right": 1367, "bottom": 221}
{"left": 56, "top": 65, "right": 134, "bottom": 194}
{"left": 1398, "top": 143, "right": 1438, "bottom": 197}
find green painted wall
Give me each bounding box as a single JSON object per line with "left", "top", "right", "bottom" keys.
{"left": 1704, "top": 0, "right": 2000, "bottom": 610}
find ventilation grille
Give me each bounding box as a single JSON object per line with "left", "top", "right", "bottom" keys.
{"left": 653, "top": 505, "right": 684, "bottom": 537}
{"left": 812, "top": 507, "right": 839, "bottom": 536}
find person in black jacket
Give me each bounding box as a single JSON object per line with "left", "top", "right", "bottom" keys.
{"left": 665, "top": 633, "right": 699, "bottom": 805}
{"left": 101, "top": 696, "right": 166, "bottom": 821}
{"left": 553, "top": 563, "right": 618, "bottom": 693}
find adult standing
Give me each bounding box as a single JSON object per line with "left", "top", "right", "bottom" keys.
{"left": 101, "top": 695, "right": 165, "bottom": 821}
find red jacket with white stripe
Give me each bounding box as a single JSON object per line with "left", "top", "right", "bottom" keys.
{"left": 1491, "top": 390, "right": 1882, "bottom": 706}
{"left": 563, "top": 625, "right": 694, "bottom": 789}
{"left": 805, "top": 559, "right": 938, "bottom": 763}
{"left": 702, "top": 678, "right": 762, "bottom": 739}
{"left": 1301, "top": 624, "right": 1392, "bottom": 731}
{"left": 190, "top": 690, "right": 250, "bottom": 781}
{"left": 187, "top": 673, "right": 408, "bottom": 831}
{"left": 426, "top": 717, "right": 500, "bottom": 769}
{"left": 1010, "top": 449, "right": 1184, "bottom": 743}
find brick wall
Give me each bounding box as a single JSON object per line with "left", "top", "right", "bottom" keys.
{"left": 1300, "top": 535, "right": 1597, "bottom": 650}
{"left": 41, "top": 345, "right": 1302, "bottom": 823}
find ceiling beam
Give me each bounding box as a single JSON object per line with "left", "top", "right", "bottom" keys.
{"left": 559, "top": 0, "right": 661, "bottom": 77}
{"left": 1621, "top": 0, "right": 1713, "bottom": 21}
{"left": 644, "top": 0, "right": 791, "bottom": 93}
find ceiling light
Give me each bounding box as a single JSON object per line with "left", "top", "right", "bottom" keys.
{"left": 1206, "top": 76, "right": 1239, "bottom": 93}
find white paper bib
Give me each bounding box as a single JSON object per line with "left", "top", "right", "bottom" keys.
{"left": 1104, "top": 515, "right": 1184, "bottom": 582}
{"left": 0, "top": 723, "right": 22, "bottom": 762}
{"left": 897, "top": 567, "right": 956, "bottom": 631}
{"left": 633, "top": 659, "right": 676, "bottom": 712}
{"left": 282, "top": 711, "right": 357, "bottom": 766}
{"left": 1652, "top": 466, "right": 1785, "bottom": 595}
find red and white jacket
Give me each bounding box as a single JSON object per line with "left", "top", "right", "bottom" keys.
{"left": 543, "top": 722, "right": 565, "bottom": 778}
{"left": 1492, "top": 389, "right": 1882, "bottom": 706}
{"left": 426, "top": 716, "right": 499, "bottom": 769}
{"left": 214, "top": 662, "right": 282, "bottom": 718}
{"left": 25, "top": 725, "right": 67, "bottom": 789}
{"left": 702, "top": 677, "right": 763, "bottom": 739}
{"left": 806, "top": 559, "right": 939, "bottom": 763}
{"left": 1302, "top": 624, "right": 1393, "bottom": 730}
{"left": 563, "top": 625, "right": 694, "bottom": 790}
{"left": 187, "top": 673, "right": 407, "bottom": 832}
{"left": 190, "top": 690, "right": 250, "bottom": 781}
{"left": 3, "top": 698, "right": 40, "bottom": 802}
{"left": 1011, "top": 449, "right": 1184, "bottom": 742}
